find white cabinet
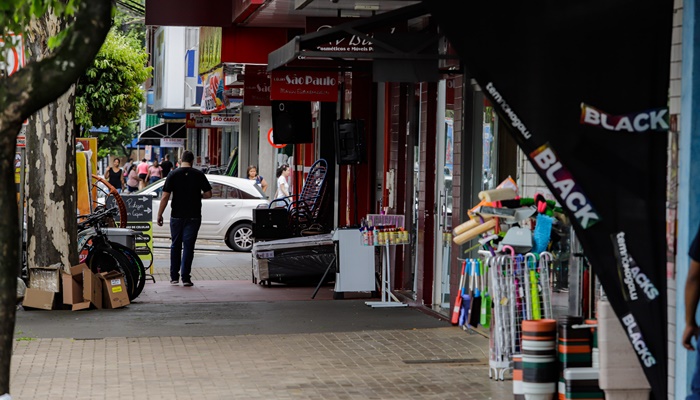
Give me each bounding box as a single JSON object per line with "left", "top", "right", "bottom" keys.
{"left": 332, "top": 228, "right": 375, "bottom": 298}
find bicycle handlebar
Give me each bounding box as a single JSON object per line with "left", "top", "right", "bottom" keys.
{"left": 77, "top": 207, "right": 119, "bottom": 230}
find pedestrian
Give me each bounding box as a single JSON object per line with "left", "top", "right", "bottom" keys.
{"left": 137, "top": 158, "right": 149, "bottom": 189}
{"left": 126, "top": 164, "right": 139, "bottom": 193}
{"left": 273, "top": 164, "right": 291, "bottom": 201}
{"left": 104, "top": 158, "right": 126, "bottom": 193}
{"left": 683, "top": 223, "right": 700, "bottom": 399}
{"left": 246, "top": 165, "right": 268, "bottom": 194}
{"left": 123, "top": 157, "right": 133, "bottom": 179}
{"left": 156, "top": 150, "right": 212, "bottom": 287}
{"left": 147, "top": 159, "right": 163, "bottom": 184}
{"left": 161, "top": 154, "right": 174, "bottom": 177}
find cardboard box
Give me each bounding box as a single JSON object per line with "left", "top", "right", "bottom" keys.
{"left": 22, "top": 288, "right": 56, "bottom": 310}
{"left": 99, "top": 271, "right": 130, "bottom": 309}
{"left": 29, "top": 265, "right": 62, "bottom": 292}
{"left": 61, "top": 263, "right": 102, "bottom": 311}
{"left": 83, "top": 268, "right": 103, "bottom": 310}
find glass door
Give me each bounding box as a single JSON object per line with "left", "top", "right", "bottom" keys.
{"left": 433, "top": 80, "right": 454, "bottom": 314}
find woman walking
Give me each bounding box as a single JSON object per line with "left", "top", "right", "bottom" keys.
{"left": 105, "top": 158, "right": 126, "bottom": 193}
{"left": 126, "top": 164, "right": 139, "bottom": 193}
{"left": 273, "top": 164, "right": 291, "bottom": 202}
{"left": 147, "top": 159, "right": 163, "bottom": 184}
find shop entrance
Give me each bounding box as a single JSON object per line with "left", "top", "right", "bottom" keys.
{"left": 432, "top": 80, "right": 454, "bottom": 314}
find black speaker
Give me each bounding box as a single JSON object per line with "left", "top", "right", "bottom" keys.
{"left": 334, "top": 119, "right": 364, "bottom": 164}
{"left": 271, "top": 100, "right": 313, "bottom": 144}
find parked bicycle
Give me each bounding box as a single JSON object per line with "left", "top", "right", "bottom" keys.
{"left": 78, "top": 206, "right": 146, "bottom": 301}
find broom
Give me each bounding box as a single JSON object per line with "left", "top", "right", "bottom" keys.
{"left": 451, "top": 260, "right": 467, "bottom": 325}
{"left": 459, "top": 260, "right": 473, "bottom": 326}
{"left": 467, "top": 259, "right": 482, "bottom": 328}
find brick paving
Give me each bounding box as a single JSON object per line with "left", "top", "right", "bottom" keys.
{"left": 10, "top": 239, "right": 515, "bottom": 399}
{"left": 11, "top": 328, "right": 512, "bottom": 400}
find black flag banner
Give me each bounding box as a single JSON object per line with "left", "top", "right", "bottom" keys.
{"left": 424, "top": 1, "right": 673, "bottom": 398}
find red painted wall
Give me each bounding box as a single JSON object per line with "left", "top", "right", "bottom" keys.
{"left": 221, "top": 27, "right": 290, "bottom": 64}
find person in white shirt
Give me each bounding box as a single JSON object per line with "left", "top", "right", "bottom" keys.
{"left": 273, "top": 164, "right": 291, "bottom": 203}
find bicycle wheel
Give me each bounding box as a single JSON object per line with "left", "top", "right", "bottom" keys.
{"left": 111, "top": 242, "right": 146, "bottom": 300}
{"left": 90, "top": 175, "right": 128, "bottom": 228}
{"left": 86, "top": 246, "right": 136, "bottom": 301}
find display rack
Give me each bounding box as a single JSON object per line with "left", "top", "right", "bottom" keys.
{"left": 365, "top": 241, "right": 407, "bottom": 308}
{"left": 363, "top": 214, "right": 407, "bottom": 308}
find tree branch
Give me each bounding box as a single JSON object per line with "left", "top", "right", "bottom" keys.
{"left": 0, "top": 0, "right": 113, "bottom": 132}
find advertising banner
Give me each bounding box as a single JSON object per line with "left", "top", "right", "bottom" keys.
{"left": 200, "top": 66, "right": 229, "bottom": 114}
{"left": 270, "top": 70, "right": 338, "bottom": 102}
{"left": 425, "top": 1, "right": 673, "bottom": 398}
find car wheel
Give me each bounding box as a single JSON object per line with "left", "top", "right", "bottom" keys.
{"left": 227, "top": 223, "right": 254, "bottom": 252}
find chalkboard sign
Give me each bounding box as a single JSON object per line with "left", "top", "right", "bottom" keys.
{"left": 106, "top": 194, "right": 153, "bottom": 222}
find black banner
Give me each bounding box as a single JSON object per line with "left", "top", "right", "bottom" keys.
{"left": 425, "top": 1, "right": 672, "bottom": 398}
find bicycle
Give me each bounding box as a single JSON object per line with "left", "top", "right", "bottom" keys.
{"left": 78, "top": 207, "right": 146, "bottom": 301}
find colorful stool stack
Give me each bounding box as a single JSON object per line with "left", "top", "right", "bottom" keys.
{"left": 557, "top": 316, "right": 592, "bottom": 399}
{"left": 585, "top": 319, "right": 598, "bottom": 369}
{"left": 521, "top": 319, "right": 558, "bottom": 400}
{"left": 563, "top": 368, "right": 604, "bottom": 400}
{"left": 513, "top": 354, "right": 524, "bottom": 400}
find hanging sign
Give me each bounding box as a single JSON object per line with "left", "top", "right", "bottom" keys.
{"left": 160, "top": 138, "right": 185, "bottom": 148}
{"left": 426, "top": 1, "right": 673, "bottom": 398}
{"left": 270, "top": 70, "right": 338, "bottom": 102}
{"left": 244, "top": 64, "right": 271, "bottom": 106}
{"left": 200, "top": 66, "right": 228, "bottom": 114}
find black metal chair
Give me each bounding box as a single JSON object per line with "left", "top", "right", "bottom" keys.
{"left": 269, "top": 159, "right": 330, "bottom": 236}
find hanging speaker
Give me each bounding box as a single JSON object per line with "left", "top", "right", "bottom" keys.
{"left": 334, "top": 119, "right": 364, "bottom": 165}
{"left": 271, "top": 100, "right": 313, "bottom": 144}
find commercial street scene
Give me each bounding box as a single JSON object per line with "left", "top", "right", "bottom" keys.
{"left": 1, "top": 0, "right": 697, "bottom": 399}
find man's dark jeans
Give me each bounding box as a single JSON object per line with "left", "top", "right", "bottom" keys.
{"left": 169, "top": 217, "right": 201, "bottom": 282}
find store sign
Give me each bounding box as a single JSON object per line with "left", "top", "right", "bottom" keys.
{"left": 187, "top": 113, "right": 240, "bottom": 128}
{"left": 244, "top": 64, "right": 271, "bottom": 106}
{"left": 211, "top": 115, "right": 240, "bottom": 126}
{"left": 306, "top": 17, "right": 405, "bottom": 53}
{"left": 0, "top": 33, "right": 25, "bottom": 77}
{"left": 160, "top": 138, "right": 185, "bottom": 148}
{"left": 270, "top": 70, "right": 338, "bottom": 102}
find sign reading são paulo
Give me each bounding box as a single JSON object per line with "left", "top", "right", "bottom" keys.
{"left": 270, "top": 71, "right": 338, "bottom": 102}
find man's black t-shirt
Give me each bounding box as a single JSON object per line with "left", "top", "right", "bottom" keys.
{"left": 162, "top": 167, "right": 212, "bottom": 218}
{"left": 691, "top": 224, "right": 700, "bottom": 262}
{"left": 161, "top": 160, "right": 174, "bottom": 177}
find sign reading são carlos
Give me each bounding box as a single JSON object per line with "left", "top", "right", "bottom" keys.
{"left": 270, "top": 71, "right": 338, "bottom": 102}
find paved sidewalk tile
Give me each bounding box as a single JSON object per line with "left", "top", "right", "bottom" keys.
{"left": 11, "top": 328, "right": 513, "bottom": 400}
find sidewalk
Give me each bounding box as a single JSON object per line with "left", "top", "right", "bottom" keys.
{"left": 11, "top": 240, "right": 514, "bottom": 399}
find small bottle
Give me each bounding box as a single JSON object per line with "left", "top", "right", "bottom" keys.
{"left": 373, "top": 227, "right": 379, "bottom": 246}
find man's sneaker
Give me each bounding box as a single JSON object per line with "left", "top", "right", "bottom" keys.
{"left": 183, "top": 281, "right": 194, "bottom": 287}
{"left": 170, "top": 280, "right": 179, "bottom": 285}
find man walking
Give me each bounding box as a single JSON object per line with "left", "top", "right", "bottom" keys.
{"left": 683, "top": 223, "right": 700, "bottom": 399}
{"left": 161, "top": 153, "right": 174, "bottom": 177}
{"left": 156, "top": 151, "right": 212, "bottom": 286}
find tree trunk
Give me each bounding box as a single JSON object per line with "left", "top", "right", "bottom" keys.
{"left": 0, "top": 127, "right": 20, "bottom": 395}
{"left": 0, "top": 1, "right": 113, "bottom": 394}
{"left": 24, "top": 2, "right": 78, "bottom": 270}
{"left": 25, "top": 89, "right": 79, "bottom": 269}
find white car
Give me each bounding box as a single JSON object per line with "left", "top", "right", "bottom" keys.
{"left": 135, "top": 175, "right": 268, "bottom": 252}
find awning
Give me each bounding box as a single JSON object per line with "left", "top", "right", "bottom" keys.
{"left": 267, "top": 2, "right": 459, "bottom": 79}
{"left": 136, "top": 122, "right": 186, "bottom": 146}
